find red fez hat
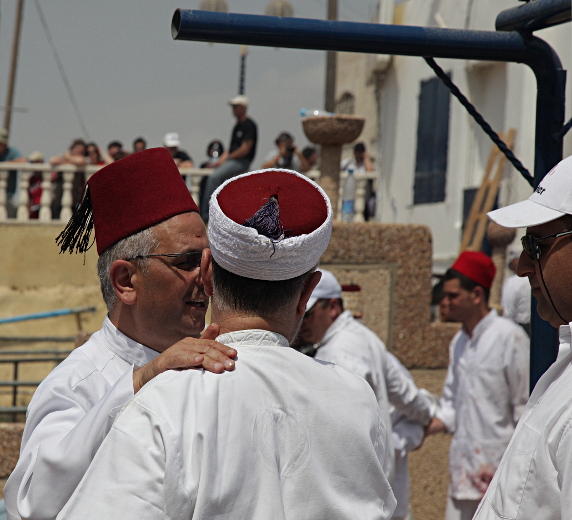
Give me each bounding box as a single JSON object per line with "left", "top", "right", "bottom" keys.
{"left": 56, "top": 148, "right": 199, "bottom": 255}
{"left": 216, "top": 170, "right": 328, "bottom": 236}
{"left": 451, "top": 251, "right": 496, "bottom": 289}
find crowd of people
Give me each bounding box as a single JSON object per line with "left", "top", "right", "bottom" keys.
{"left": 0, "top": 94, "right": 381, "bottom": 222}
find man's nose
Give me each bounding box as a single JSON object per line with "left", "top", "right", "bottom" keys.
{"left": 516, "top": 249, "right": 535, "bottom": 278}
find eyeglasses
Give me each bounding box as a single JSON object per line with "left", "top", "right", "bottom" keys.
{"left": 521, "top": 230, "right": 572, "bottom": 260}
{"left": 125, "top": 252, "right": 202, "bottom": 270}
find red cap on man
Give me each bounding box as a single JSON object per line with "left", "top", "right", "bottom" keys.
{"left": 451, "top": 251, "right": 496, "bottom": 289}
{"left": 56, "top": 148, "right": 199, "bottom": 255}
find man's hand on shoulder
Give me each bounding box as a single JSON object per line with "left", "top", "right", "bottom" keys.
{"left": 133, "top": 324, "right": 237, "bottom": 393}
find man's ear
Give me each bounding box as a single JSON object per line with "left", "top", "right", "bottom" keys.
{"left": 201, "top": 248, "right": 214, "bottom": 297}
{"left": 472, "top": 285, "right": 485, "bottom": 306}
{"left": 109, "top": 260, "right": 138, "bottom": 306}
{"left": 296, "top": 271, "right": 322, "bottom": 317}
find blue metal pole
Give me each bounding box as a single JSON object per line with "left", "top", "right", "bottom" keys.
{"left": 0, "top": 307, "right": 96, "bottom": 325}
{"left": 171, "top": 10, "right": 567, "bottom": 388}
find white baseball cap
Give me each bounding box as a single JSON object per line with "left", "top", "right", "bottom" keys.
{"left": 488, "top": 155, "right": 572, "bottom": 228}
{"left": 163, "top": 132, "right": 181, "bottom": 147}
{"left": 306, "top": 269, "right": 342, "bottom": 311}
{"left": 228, "top": 95, "right": 248, "bottom": 106}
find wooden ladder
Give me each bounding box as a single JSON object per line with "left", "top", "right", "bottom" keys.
{"left": 459, "top": 128, "right": 516, "bottom": 253}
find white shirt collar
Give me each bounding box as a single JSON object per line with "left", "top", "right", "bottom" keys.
{"left": 320, "top": 310, "right": 354, "bottom": 347}
{"left": 467, "top": 308, "right": 498, "bottom": 341}
{"left": 101, "top": 316, "right": 160, "bottom": 369}
{"left": 217, "top": 329, "right": 290, "bottom": 348}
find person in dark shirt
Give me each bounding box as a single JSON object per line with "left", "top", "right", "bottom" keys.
{"left": 163, "top": 132, "right": 193, "bottom": 168}
{"left": 200, "top": 95, "right": 257, "bottom": 222}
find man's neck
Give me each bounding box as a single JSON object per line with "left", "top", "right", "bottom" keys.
{"left": 236, "top": 114, "right": 248, "bottom": 123}
{"left": 212, "top": 308, "right": 298, "bottom": 343}
{"left": 463, "top": 307, "right": 490, "bottom": 338}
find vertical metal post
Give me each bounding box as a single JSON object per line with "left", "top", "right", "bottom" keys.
{"left": 4, "top": 0, "right": 25, "bottom": 133}
{"left": 529, "top": 52, "right": 566, "bottom": 390}
{"left": 238, "top": 45, "right": 247, "bottom": 95}
{"left": 324, "top": 0, "right": 338, "bottom": 112}
{"left": 12, "top": 361, "right": 19, "bottom": 406}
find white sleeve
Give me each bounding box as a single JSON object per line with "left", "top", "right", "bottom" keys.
{"left": 383, "top": 351, "right": 437, "bottom": 426}
{"left": 4, "top": 368, "right": 135, "bottom": 520}
{"left": 57, "top": 400, "right": 190, "bottom": 520}
{"left": 504, "top": 328, "right": 530, "bottom": 424}
{"left": 435, "top": 341, "right": 458, "bottom": 433}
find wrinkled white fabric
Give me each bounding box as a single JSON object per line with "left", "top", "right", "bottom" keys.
{"left": 474, "top": 325, "right": 572, "bottom": 520}
{"left": 208, "top": 168, "right": 332, "bottom": 280}
{"left": 501, "top": 274, "right": 531, "bottom": 326}
{"left": 58, "top": 329, "right": 396, "bottom": 520}
{"left": 435, "top": 310, "right": 530, "bottom": 501}
{"left": 4, "top": 317, "right": 157, "bottom": 520}
{"left": 314, "top": 311, "right": 437, "bottom": 483}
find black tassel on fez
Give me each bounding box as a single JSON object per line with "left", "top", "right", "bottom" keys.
{"left": 242, "top": 195, "right": 285, "bottom": 257}
{"left": 55, "top": 185, "right": 95, "bottom": 254}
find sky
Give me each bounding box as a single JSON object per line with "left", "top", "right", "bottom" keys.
{"left": 0, "top": 0, "right": 377, "bottom": 165}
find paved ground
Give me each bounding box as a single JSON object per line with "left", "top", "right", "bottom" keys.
{"left": 409, "top": 368, "right": 450, "bottom": 519}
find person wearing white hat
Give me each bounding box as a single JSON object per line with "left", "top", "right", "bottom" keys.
{"left": 200, "top": 95, "right": 258, "bottom": 222}
{"left": 299, "top": 269, "right": 437, "bottom": 514}
{"left": 163, "top": 132, "right": 194, "bottom": 168}
{"left": 473, "top": 154, "right": 572, "bottom": 520}
{"left": 501, "top": 249, "right": 531, "bottom": 335}
{"left": 57, "top": 168, "right": 397, "bottom": 520}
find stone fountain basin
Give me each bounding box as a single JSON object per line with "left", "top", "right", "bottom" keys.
{"left": 302, "top": 115, "right": 365, "bottom": 145}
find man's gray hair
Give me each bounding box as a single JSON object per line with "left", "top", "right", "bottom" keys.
{"left": 97, "top": 226, "right": 159, "bottom": 311}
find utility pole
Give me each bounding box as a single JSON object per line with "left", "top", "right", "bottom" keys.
{"left": 4, "top": 0, "right": 25, "bottom": 133}
{"left": 324, "top": 0, "right": 337, "bottom": 112}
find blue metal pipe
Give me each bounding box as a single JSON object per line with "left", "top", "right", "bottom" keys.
{"left": 496, "top": 0, "right": 571, "bottom": 32}
{"left": 0, "top": 307, "right": 96, "bottom": 325}
{"left": 171, "top": 9, "right": 567, "bottom": 388}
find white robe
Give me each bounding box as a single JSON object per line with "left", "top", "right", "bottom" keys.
{"left": 4, "top": 317, "right": 157, "bottom": 520}
{"left": 501, "top": 274, "right": 531, "bottom": 326}
{"left": 57, "top": 329, "right": 397, "bottom": 520}
{"left": 435, "top": 310, "right": 530, "bottom": 501}
{"left": 314, "top": 310, "right": 437, "bottom": 482}
{"left": 474, "top": 324, "right": 572, "bottom": 519}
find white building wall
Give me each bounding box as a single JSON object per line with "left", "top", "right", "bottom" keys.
{"left": 335, "top": 0, "right": 572, "bottom": 272}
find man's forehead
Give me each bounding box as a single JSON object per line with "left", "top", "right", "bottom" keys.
{"left": 154, "top": 212, "right": 207, "bottom": 249}
{"left": 526, "top": 216, "right": 569, "bottom": 236}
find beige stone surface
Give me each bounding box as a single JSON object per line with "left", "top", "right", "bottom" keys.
{"left": 409, "top": 369, "right": 450, "bottom": 520}
{"left": 0, "top": 423, "right": 24, "bottom": 479}
{"left": 324, "top": 222, "right": 457, "bottom": 368}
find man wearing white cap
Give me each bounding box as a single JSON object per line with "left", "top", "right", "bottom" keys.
{"left": 57, "top": 168, "right": 396, "bottom": 520}
{"left": 473, "top": 154, "right": 572, "bottom": 519}
{"left": 299, "top": 270, "right": 437, "bottom": 491}
{"left": 163, "top": 132, "right": 194, "bottom": 168}
{"left": 200, "top": 95, "right": 257, "bottom": 222}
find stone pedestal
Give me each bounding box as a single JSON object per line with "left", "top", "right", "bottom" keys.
{"left": 302, "top": 115, "right": 364, "bottom": 217}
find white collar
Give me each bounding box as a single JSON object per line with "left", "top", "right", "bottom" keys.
{"left": 217, "top": 329, "right": 290, "bottom": 348}
{"left": 320, "top": 310, "right": 354, "bottom": 347}
{"left": 100, "top": 316, "right": 160, "bottom": 369}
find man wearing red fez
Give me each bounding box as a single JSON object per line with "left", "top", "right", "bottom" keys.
{"left": 4, "top": 148, "right": 237, "bottom": 520}
{"left": 425, "top": 250, "right": 529, "bottom": 520}
{"left": 57, "top": 168, "right": 397, "bottom": 520}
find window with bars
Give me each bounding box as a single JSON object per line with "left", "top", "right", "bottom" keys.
{"left": 413, "top": 75, "right": 451, "bottom": 205}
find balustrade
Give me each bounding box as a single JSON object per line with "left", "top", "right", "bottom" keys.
{"left": 0, "top": 163, "right": 376, "bottom": 223}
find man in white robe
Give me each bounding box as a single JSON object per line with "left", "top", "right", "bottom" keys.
{"left": 4, "top": 149, "right": 237, "bottom": 520}
{"left": 57, "top": 168, "right": 397, "bottom": 520}
{"left": 425, "top": 251, "right": 530, "bottom": 520}
{"left": 473, "top": 154, "right": 572, "bottom": 519}
{"left": 299, "top": 269, "right": 437, "bottom": 484}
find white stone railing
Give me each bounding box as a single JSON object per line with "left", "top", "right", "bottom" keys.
{"left": 0, "top": 163, "right": 376, "bottom": 223}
